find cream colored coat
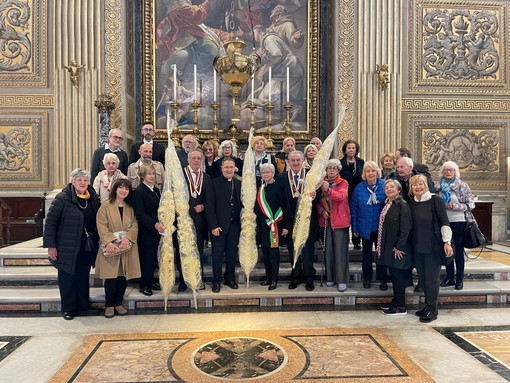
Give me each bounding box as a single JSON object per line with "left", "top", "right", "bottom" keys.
{"left": 96, "top": 200, "right": 141, "bottom": 280}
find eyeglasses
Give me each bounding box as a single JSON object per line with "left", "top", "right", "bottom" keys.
{"left": 142, "top": 127, "right": 154, "bottom": 132}
{"left": 112, "top": 135, "right": 124, "bottom": 141}
{"left": 204, "top": 148, "right": 213, "bottom": 152}
{"left": 443, "top": 168, "right": 455, "bottom": 172}
{"left": 223, "top": 146, "right": 232, "bottom": 149}
{"left": 105, "top": 162, "right": 118, "bottom": 166}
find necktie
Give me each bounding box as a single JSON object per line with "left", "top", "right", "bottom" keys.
{"left": 294, "top": 174, "right": 299, "bottom": 187}
{"left": 194, "top": 170, "right": 199, "bottom": 179}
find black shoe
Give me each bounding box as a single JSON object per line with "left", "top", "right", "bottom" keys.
{"left": 415, "top": 307, "right": 428, "bottom": 317}
{"left": 212, "top": 283, "right": 221, "bottom": 293}
{"left": 455, "top": 281, "right": 463, "bottom": 290}
{"left": 305, "top": 281, "right": 315, "bottom": 291}
{"left": 261, "top": 279, "right": 271, "bottom": 286}
{"left": 414, "top": 285, "right": 423, "bottom": 293}
{"left": 140, "top": 286, "right": 153, "bottom": 296}
{"left": 76, "top": 307, "right": 99, "bottom": 316}
{"left": 224, "top": 280, "right": 239, "bottom": 289}
{"left": 354, "top": 244, "right": 362, "bottom": 250}
{"left": 62, "top": 311, "right": 75, "bottom": 320}
{"left": 363, "top": 280, "right": 371, "bottom": 288}
{"left": 268, "top": 281, "right": 278, "bottom": 290}
{"left": 440, "top": 277, "right": 455, "bottom": 287}
{"left": 178, "top": 281, "right": 187, "bottom": 292}
{"left": 288, "top": 279, "right": 299, "bottom": 289}
{"left": 380, "top": 301, "right": 396, "bottom": 310}
{"left": 419, "top": 310, "right": 438, "bottom": 323}
{"left": 379, "top": 281, "right": 388, "bottom": 291}
{"left": 151, "top": 282, "right": 161, "bottom": 291}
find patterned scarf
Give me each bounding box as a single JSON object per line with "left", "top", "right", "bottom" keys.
{"left": 440, "top": 177, "right": 455, "bottom": 204}
{"left": 366, "top": 182, "right": 379, "bottom": 205}
{"left": 76, "top": 189, "right": 90, "bottom": 199}
{"left": 376, "top": 202, "right": 392, "bottom": 257}
{"left": 320, "top": 174, "right": 342, "bottom": 212}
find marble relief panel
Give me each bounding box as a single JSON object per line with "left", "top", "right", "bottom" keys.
{"left": 409, "top": 0, "right": 509, "bottom": 93}
{"left": 0, "top": 0, "right": 47, "bottom": 87}
{"left": 0, "top": 113, "right": 48, "bottom": 188}
{"left": 409, "top": 114, "right": 506, "bottom": 187}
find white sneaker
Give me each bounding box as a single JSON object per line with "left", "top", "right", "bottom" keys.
{"left": 338, "top": 284, "right": 347, "bottom": 292}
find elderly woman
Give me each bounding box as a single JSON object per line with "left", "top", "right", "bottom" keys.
{"left": 409, "top": 175, "right": 453, "bottom": 323}
{"left": 202, "top": 140, "right": 219, "bottom": 177}
{"left": 303, "top": 144, "right": 318, "bottom": 169}
{"left": 435, "top": 161, "right": 475, "bottom": 291}
{"left": 381, "top": 152, "right": 396, "bottom": 180}
{"left": 43, "top": 169, "right": 101, "bottom": 320}
{"left": 275, "top": 136, "right": 295, "bottom": 173}
{"left": 316, "top": 159, "right": 350, "bottom": 291}
{"left": 255, "top": 163, "right": 290, "bottom": 290}
{"left": 93, "top": 153, "right": 127, "bottom": 201}
{"left": 132, "top": 164, "right": 166, "bottom": 296}
{"left": 96, "top": 179, "right": 140, "bottom": 318}
{"left": 377, "top": 179, "right": 413, "bottom": 316}
{"left": 350, "top": 161, "right": 388, "bottom": 289}
{"left": 252, "top": 135, "right": 278, "bottom": 186}
{"left": 211, "top": 140, "right": 243, "bottom": 178}
{"left": 340, "top": 139, "right": 365, "bottom": 249}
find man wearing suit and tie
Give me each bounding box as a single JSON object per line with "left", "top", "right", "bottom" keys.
{"left": 132, "top": 164, "right": 166, "bottom": 296}
{"left": 205, "top": 158, "right": 242, "bottom": 293}
{"left": 175, "top": 149, "right": 210, "bottom": 291}
{"left": 277, "top": 150, "right": 318, "bottom": 291}
{"left": 129, "top": 122, "right": 166, "bottom": 165}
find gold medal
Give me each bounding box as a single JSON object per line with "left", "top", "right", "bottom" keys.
{"left": 293, "top": 192, "right": 300, "bottom": 198}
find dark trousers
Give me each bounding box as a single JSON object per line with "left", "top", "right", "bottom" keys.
{"left": 57, "top": 251, "right": 93, "bottom": 313}
{"left": 414, "top": 252, "right": 442, "bottom": 313}
{"left": 286, "top": 228, "right": 316, "bottom": 283}
{"left": 361, "top": 232, "right": 389, "bottom": 282}
{"left": 446, "top": 222, "right": 466, "bottom": 281}
{"left": 104, "top": 276, "right": 127, "bottom": 307}
{"left": 389, "top": 267, "right": 409, "bottom": 308}
{"left": 211, "top": 221, "right": 240, "bottom": 283}
{"left": 139, "top": 241, "right": 159, "bottom": 287}
{"left": 262, "top": 245, "right": 280, "bottom": 282}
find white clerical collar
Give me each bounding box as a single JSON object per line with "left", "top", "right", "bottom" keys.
{"left": 143, "top": 182, "right": 154, "bottom": 192}
{"left": 105, "top": 144, "right": 121, "bottom": 153}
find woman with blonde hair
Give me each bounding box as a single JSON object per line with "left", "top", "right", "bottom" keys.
{"left": 93, "top": 153, "right": 127, "bottom": 202}
{"left": 275, "top": 136, "right": 295, "bottom": 173}
{"left": 408, "top": 174, "right": 453, "bottom": 322}
{"left": 251, "top": 135, "right": 277, "bottom": 186}
{"left": 303, "top": 144, "right": 318, "bottom": 169}
{"left": 380, "top": 152, "right": 396, "bottom": 180}
{"left": 202, "top": 140, "right": 219, "bottom": 177}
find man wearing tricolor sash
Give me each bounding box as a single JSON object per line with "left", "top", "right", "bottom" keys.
{"left": 255, "top": 163, "right": 291, "bottom": 290}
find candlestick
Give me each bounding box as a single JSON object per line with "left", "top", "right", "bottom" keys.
{"left": 284, "top": 102, "right": 293, "bottom": 136}
{"left": 251, "top": 76, "right": 255, "bottom": 103}
{"left": 193, "top": 64, "right": 197, "bottom": 102}
{"left": 248, "top": 102, "right": 257, "bottom": 131}
{"left": 191, "top": 101, "right": 201, "bottom": 134}
{"left": 173, "top": 65, "right": 177, "bottom": 101}
{"left": 213, "top": 70, "right": 217, "bottom": 102}
{"left": 170, "top": 101, "right": 181, "bottom": 148}
{"left": 265, "top": 102, "right": 275, "bottom": 150}
{"left": 268, "top": 67, "right": 272, "bottom": 103}
{"left": 210, "top": 103, "right": 220, "bottom": 143}
{"left": 286, "top": 67, "right": 290, "bottom": 103}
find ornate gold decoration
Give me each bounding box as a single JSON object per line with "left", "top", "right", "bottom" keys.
{"left": 64, "top": 60, "right": 85, "bottom": 87}
{"left": 0, "top": 0, "right": 46, "bottom": 87}
{"left": 0, "top": 95, "right": 53, "bottom": 107}
{"left": 409, "top": 1, "right": 508, "bottom": 93}
{"left": 238, "top": 127, "right": 258, "bottom": 286}
{"left": 376, "top": 64, "right": 389, "bottom": 91}
{"left": 94, "top": 94, "right": 115, "bottom": 113}
{"left": 337, "top": 0, "right": 356, "bottom": 143}
{"left": 403, "top": 98, "right": 510, "bottom": 111}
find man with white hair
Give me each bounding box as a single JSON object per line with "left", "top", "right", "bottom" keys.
{"left": 392, "top": 157, "right": 435, "bottom": 203}
{"left": 90, "top": 129, "right": 128, "bottom": 181}
{"left": 177, "top": 134, "right": 199, "bottom": 167}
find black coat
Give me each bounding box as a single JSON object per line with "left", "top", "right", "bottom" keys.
{"left": 377, "top": 197, "right": 413, "bottom": 270}
{"left": 255, "top": 182, "right": 291, "bottom": 247}
{"left": 186, "top": 170, "right": 210, "bottom": 235}
{"left": 210, "top": 157, "right": 244, "bottom": 179}
{"left": 205, "top": 176, "right": 242, "bottom": 233}
{"left": 132, "top": 183, "right": 162, "bottom": 246}
{"left": 339, "top": 156, "right": 365, "bottom": 200}
{"left": 43, "top": 184, "right": 100, "bottom": 274}
{"left": 129, "top": 141, "right": 166, "bottom": 165}
{"left": 90, "top": 147, "right": 129, "bottom": 181}
{"left": 392, "top": 169, "right": 436, "bottom": 202}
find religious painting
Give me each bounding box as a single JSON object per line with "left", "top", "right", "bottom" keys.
{"left": 142, "top": 0, "right": 319, "bottom": 143}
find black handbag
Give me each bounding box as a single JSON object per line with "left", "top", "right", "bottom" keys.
{"left": 84, "top": 228, "right": 99, "bottom": 253}
{"left": 464, "top": 210, "right": 487, "bottom": 249}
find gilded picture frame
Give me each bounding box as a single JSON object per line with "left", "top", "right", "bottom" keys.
{"left": 141, "top": 0, "right": 319, "bottom": 144}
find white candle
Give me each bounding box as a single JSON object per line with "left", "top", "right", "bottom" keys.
{"left": 251, "top": 76, "right": 255, "bottom": 103}
{"left": 213, "top": 70, "right": 217, "bottom": 102}
{"left": 173, "top": 65, "right": 177, "bottom": 101}
{"left": 268, "top": 67, "right": 272, "bottom": 103}
{"left": 286, "top": 67, "right": 290, "bottom": 103}
{"left": 166, "top": 103, "right": 171, "bottom": 134}
{"left": 193, "top": 64, "right": 197, "bottom": 102}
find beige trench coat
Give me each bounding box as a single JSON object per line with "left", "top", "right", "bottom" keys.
{"left": 96, "top": 200, "right": 141, "bottom": 280}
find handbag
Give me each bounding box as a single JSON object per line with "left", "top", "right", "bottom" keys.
{"left": 84, "top": 228, "right": 99, "bottom": 253}
{"left": 101, "top": 231, "right": 132, "bottom": 258}
{"left": 464, "top": 210, "right": 487, "bottom": 249}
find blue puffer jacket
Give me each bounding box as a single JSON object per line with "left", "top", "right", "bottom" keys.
{"left": 350, "top": 179, "right": 386, "bottom": 239}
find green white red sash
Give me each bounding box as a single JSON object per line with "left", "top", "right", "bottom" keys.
{"left": 257, "top": 184, "right": 283, "bottom": 248}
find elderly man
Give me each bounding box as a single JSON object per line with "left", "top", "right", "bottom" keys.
{"left": 205, "top": 158, "right": 242, "bottom": 293}
{"left": 392, "top": 157, "right": 435, "bottom": 202}
{"left": 277, "top": 150, "right": 318, "bottom": 291}
{"left": 90, "top": 129, "right": 129, "bottom": 181}
{"left": 129, "top": 121, "right": 165, "bottom": 165}
{"left": 177, "top": 134, "right": 199, "bottom": 167}
{"left": 395, "top": 147, "right": 431, "bottom": 178}
{"left": 127, "top": 144, "right": 165, "bottom": 191}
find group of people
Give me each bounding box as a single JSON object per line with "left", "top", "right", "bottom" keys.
{"left": 44, "top": 124, "right": 475, "bottom": 324}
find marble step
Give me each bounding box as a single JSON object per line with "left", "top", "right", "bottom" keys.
{"left": 0, "top": 279, "right": 509, "bottom": 313}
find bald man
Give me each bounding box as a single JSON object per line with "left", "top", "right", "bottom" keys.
{"left": 127, "top": 143, "right": 165, "bottom": 191}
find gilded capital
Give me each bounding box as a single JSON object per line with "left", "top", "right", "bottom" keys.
{"left": 94, "top": 94, "right": 115, "bottom": 113}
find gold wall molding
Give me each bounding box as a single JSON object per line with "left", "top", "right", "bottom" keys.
{"left": 0, "top": 95, "right": 54, "bottom": 107}
{"left": 0, "top": 112, "right": 48, "bottom": 188}
{"left": 403, "top": 98, "right": 510, "bottom": 111}
{"left": 0, "top": 0, "right": 47, "bottom": 87}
